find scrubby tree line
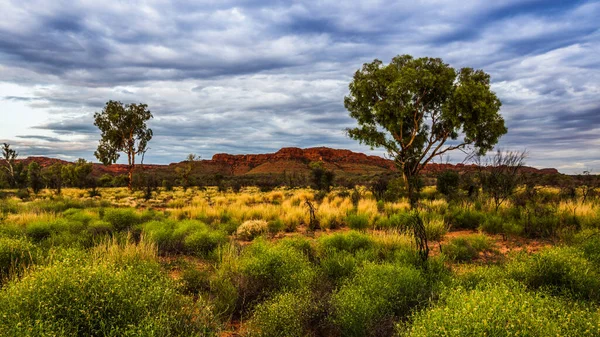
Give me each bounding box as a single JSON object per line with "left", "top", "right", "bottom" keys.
{"left": 1, "top": 143, "right": 94, "bottom": 193}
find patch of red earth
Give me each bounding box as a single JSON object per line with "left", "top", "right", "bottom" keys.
{"left": 431, "top": 229, "right": 553, "bottom": 263}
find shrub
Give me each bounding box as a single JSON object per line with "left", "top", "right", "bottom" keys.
{"left": 267, "top": 219, "right": 285, "bottom": 236}
{"left": 236, "top": 220, "right": 268, "bottom": 240}
{"left": 443, "top": 234, "right": 494, "bottom": 262}
{"left": 87, "top": 220, "right": 114, "bottom": 237}
{"left": 346, "top": 213, "right": 369, "bottom": 231}
{"left": 25, "top": 221, "right": 53, "bottom": 242}
{"left": 436, "top": 170, "right": 460, "bottom": 198}
{"left": 251, "top": 290, "right": 316, "bottom": 337}
{"left": 330, "top": 263, "right": 426, "bottom": 337}
{"left": 577, "top": 231, "right": 600, "bottom": 265}
{"left": 423, "top": 216, "right": 447, "bottom": 241}
{"left": 318, "top": 231, "right": 374, "bottom": 254}
{"left": 183, "top": 230, "right": 227, "bottom": 257}
{"left": 102, "top": 208, "right": 140, "bottom": 232}
{"left": 318, "top": 250, "right": 358, "bottom": 284}
{"left": 445, "top": 208, "right": 484, "bottom": 230}
{"left": 506, "top": 247, "right": 600, "bottom": 301}
{"left": 0, "top": 250, "right": 209, "bottom": 336}
{"left": 180, "top": 267, "right": 211, "bottom": 295}
{"left": 0, "top": 237, "right": 35, "bottom": 280}
{"left": 479, "top": 214, "right": 504, "bottom": 234}
{"left": 388, "top": 212, "right": 415, "bottom": 231}
{"left": 142, "top": 220, "right": 226, "bottom": 257}
{"left": 63, "top": 208, "right": 95, "bottom": 225}
{"left": 400, "top": 283, "right": 600, "bottom": 336}
{"left": 0, "top": 199, "right": 19, "bottom": 215}
{"left": 212, "top": 240, "right": 315, "bottom": 316}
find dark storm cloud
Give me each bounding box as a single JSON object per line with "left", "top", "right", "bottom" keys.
{"left": 16, "top": 135, "right": 63, "bottom": 142}
{"left": 0, "top": 0, "right": 599, "bottom": 172}
{"left": 34, "top": 119, "right": 97, "bottom": 135}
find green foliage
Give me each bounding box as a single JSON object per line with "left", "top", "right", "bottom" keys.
{"left": 577, "top": 231, "right": 600, "bottom": 266}
{"left": 318, "top": 231, "right": 374, "bottom": 254}
{"left": 443, "top": 234, "right": 494, "bottom": 262}
{"left": 401, "top": 283, "right": 600, "bottom": 336}
{"left": 506, "top": 247, "right": 600, "bottom": 301}
{"left": 345, "top": 55, "right": 506, "bottom": 206}
{"left": 61, "top": 159, "right": 93, "bottom": 188}
{"left": 94, "top": 101, "right": 153, "bottom": 189}
{"left": 27, "top": 162, "right": 43, "bottom": 194}
{"left": 0, "top": 236, "right": 35, "bottom": 280}
{"left": 346, "top": 213, "right": 369, "bottom": 231}
{"left": 180, "top": 267, "right": 211, "bottom": 295}
{"left": 143, "top": 220, "right": 226, "bottom": 257}
{"left": 184, "top": 230, "right": 227, "bottom": 257}
{"left": 0, "top": 254, "right": 206, "bottom": 336}
{"left": 436, "top": 170, "right": 460, "bottom": 198}
{"left": 267, "top": 219, "right": 285, "bottom": 236}
{"left": 309, "top": 161, "right": 335, "bottom": 192}
{"left": 251, "top": 290, "right": 317, "bottom": 337}
{"left": 103, "top": 208, "right": 141, "bottom": 232}
{"left": 445, "top": 208, "right": 485, "bottom": 230}
{"left": 213, "top": 240, "right": 315, "bottom": 316}
{"left": 330, "top": 263, "right": 427, "bottom": 337}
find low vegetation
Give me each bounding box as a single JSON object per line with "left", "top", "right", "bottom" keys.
{"left": 0, "top": 182, "right": 598, "bottom": 336}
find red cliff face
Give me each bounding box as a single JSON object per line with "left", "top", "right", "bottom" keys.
{"left": 12, "top": 148, "right": 560, "bottom": 177}
{"left": 211, "top": 147, "right": 396, "bottom": 174}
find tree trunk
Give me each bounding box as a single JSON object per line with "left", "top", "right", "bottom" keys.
{"left": 127, "top": 150, "right": 134, "bottom": 191}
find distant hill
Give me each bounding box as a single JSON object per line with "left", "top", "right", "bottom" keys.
{"left": 14, "top": 147, "right": 559, "bottom": 177}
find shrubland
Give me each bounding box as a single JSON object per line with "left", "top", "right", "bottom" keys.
{"left": 0, "top": 182, "right": 598, "bottom": 336}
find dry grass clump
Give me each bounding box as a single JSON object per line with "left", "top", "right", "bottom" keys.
{"left": 237, "top": 220, "right": 269, "bottom": 240}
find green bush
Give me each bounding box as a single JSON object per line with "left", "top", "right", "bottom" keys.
{"left": 0, "top": 236, "right": 35, "bottom": 280}
{"left": 436, "top": 170, "right": 460, "bottom": 198}
{"left": 251, "top": 290, "right": 316, "bottom": 337}
{"left": 212, "top": 240, "right": 315, "bottom": 316}
{"left": 388, "top": 212, "right": 415, "bottom": 231}
{"left": 443, "top": 234, "right": 494, "bottom": 262}
{"left": 63, "top": 208, "right": 95, "bottom": 225}
{"left": 183, "top": 230, "right": 227, "bottom": 256}
{"left": 143, "top": 220, "right": 226, "bottom": 256}
{"left": 87, "top": 220, "right": 114, "bottom": 237}
{"left": 507, "top": 247, "right": 600, "bottom": 301}
{"left": 577, "top": 231, "right": 600, "bottom": 265}
{"left": 346, "top": 213, "right": 369, "bottom": 231}
{"left": 401, "top": 283, "right": 600, "bottom": 336}
{"left": 0, "top": 199, "right": 19, "bottom": 215}
{"left": 180, "top": 267, "right": 211, "bottom": 295}
{"left": 318, "top": 231, "right": 374, "bottom": 254}
{"left": 0, "top": 254, "right": 208, "bottom": 336}
{"left": 103, "top": 208, "right": 141, "bottom": 232}
{"left": 330, "top": 263, "right": 426, "bottom": 337}
{"left": 479, "top": 214, "right": 504, "bottom": 234}
{"left": 445, "top": 208, "right": 484, "bottom": 230}
{"left": 25, "top": 221, "right": 54, "bottom": 242}
{"left": 320, "top": 251, "right": 361, "bottom": 286}
{"left": 267, "top": 219, "right": 285, "bottom": 236}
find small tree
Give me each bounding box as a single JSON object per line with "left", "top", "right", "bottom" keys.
{"left": 436, "top": 170, "right": 460, "bottom": 199}
{"left": 62, "top": 159, "right": 93, "bottom": 188}
{"left": 309, "top": 161, "right": 335, "bottom": 192}
{"left": 345, "top": 55, "right": 507, "bottom": 207}
{"left": 27, "top": 162, "right": 43, "bottom": 194}
{"left": 94, "top": 101, "right": 153, "bottom": 190}
{"left": 1, "top": 143, "right": 18, "bottom": 188}
{"left": 176, "top": 154, "right": 199, "bottom": 190}
{"left": 478, "top": 150, "right": 527, "bottom": 212}
{"left": 44, "top": 162, "right": 63, "bottom": 194}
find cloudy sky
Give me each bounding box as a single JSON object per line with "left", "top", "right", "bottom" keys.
{"left": 0, "top": 0, "right": 599, "bottom": 173}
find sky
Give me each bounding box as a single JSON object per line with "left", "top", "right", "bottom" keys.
{"left": 0, "top": 0, "right": 599, "bottom": 174}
